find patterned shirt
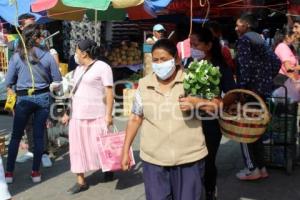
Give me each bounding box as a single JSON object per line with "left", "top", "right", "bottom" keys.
{"left": 236, "top": 32, "right": 281, "bottom": 98}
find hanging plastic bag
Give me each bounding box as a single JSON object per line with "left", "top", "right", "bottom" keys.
{"left": 97, "top": 127, "right": 135, "bottom": 172}
{"left": 4, "top": 93, "right": 16, "bottom": 111}
{"left": 272, "top": 78, "right": 300, "bottom": 103}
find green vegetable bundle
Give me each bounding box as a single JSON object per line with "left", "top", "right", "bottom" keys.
{"left": 183, "top": 60, "right": 222, "bottom": 99}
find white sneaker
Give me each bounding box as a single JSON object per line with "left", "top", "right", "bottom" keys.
{"left": 236, "top": 168, "right": 261, "bottom": 180}
{"left": 42, "top": 154, "right": 52, "bottom": 168}
{"left": 260, "top": 167, "right": 269, "bottom": 178}
{"left": 31, "top": 171, "right": 42, "bottom": 183}
{"left": 16, "top": 151, "right": 33, "bottom": 163}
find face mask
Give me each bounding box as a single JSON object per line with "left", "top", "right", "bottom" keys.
{"left": 39, "top": 39, "right": 46, "bottom": 48}
{"left": 152, "top": 59, "right": 176, "bottom": 80}
{"left": 191, "top": 48, "right": 205, "bottom": 60}
{"left": 74, "top": 53, "right": 80, "bottom": 65}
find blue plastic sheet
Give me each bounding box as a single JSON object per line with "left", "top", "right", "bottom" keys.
{"left": 144, "top": 0, "right": 172, "bottom": 13}
{"left": 0, "top": 0, "right": 42, "bottom": 25}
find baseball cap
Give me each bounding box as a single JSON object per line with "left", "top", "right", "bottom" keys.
{"left": 153, "top": 24, "right": 166, "bottom": 32}
{"left": 262, "top": 29, "right": 269, "bottom": 33}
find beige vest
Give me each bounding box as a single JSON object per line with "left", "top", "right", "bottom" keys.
{"left": 139, "top": 69, "right": 208, "bottom": 166}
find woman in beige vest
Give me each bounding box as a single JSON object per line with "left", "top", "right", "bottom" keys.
{"left": 121, "top": 39, "right": 221, "bottom": 200}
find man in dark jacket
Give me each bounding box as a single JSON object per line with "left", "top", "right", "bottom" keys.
{"left": 235, "top": 14, "right": 281, "bottom": 180}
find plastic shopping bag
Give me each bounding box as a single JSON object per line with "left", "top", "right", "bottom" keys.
{"left": 97, "top": 129, "right": 135, "bottom": 172}
{"left": 272, "top": 78, "right": 300, "bottom": 103}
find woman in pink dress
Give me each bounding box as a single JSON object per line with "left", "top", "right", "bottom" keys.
{"left": 61, "top": 39, "right": 114, "bottom": 194}
{"left": 274, "top": 28, "right": 299, "bottom": 80}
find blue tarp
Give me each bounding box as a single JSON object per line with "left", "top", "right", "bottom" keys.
{"left": 0, "top": 0, "right": 42, "bottom": 26}
{"left": 144, "top": 0, "right": 172, "bottom": 13}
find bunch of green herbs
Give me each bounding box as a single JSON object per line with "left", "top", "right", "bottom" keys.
{"left": 183, "top": 60, "right": 222, "bottom": 99}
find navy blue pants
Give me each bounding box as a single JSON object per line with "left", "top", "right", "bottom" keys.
{"left": 6, "top": 92, "right": 50, "bottom": 172}
{"left": 142, "top": 159, "right": 205, "bottom": 200}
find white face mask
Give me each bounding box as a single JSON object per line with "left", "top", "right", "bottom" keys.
{"left": 74, "top": 53, "right": 80, "bottom": 65}
{"left": 152, "top": 59, "right": 176, "bottom": 80}
{"left": 191, "top": 48, "right": 205, "bottom": 60}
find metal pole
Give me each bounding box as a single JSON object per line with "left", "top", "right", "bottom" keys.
{"left": 94, "top": 9, "right": 98, "bottom": 42}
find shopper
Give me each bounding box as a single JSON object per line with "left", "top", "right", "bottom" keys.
{"left": 292, "top": 16, "right": 300, "bottom": 39}
{"left": 274, "top": 28, "right": 299, "bottom": 80}
{"left": 261, "top": 29, "right": 274, "bottom": 47}
{"left": 146, "top": 24, "right": 166, "bottom": 44}
{"left": 12, "top": 13, "right": 54, "bottom": 168}
{"left": 4, "top": 24, "right": 62, "bottom": 184}
{"left": 207, "top": 21, "right": 236, "bottom": 74}
{"left": 60, "top": 39, "right": 114, "bottom": 194}
{"left": 190, "top": 27, "right": 236, "bottom": 200}
{"left": 235, "top": 14, "right": 281, "bottom": 180}
{"left": 121, "top": 39, "right": 221, "bottom": 200}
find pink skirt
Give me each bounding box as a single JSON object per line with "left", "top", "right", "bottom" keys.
{"left": 69, "top": 117, "right": 107, "bottom": 173}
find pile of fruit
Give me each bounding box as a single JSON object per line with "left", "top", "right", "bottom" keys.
{"left": 107, "top": 42, "right": 142, "bottom": 67}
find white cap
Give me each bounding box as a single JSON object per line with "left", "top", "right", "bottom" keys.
{"left": 153, "top": 24, "right": 166, "bottom": 31}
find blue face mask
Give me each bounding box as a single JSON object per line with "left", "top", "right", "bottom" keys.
{"left": 191, "top": 48, "right": 205, "bottom": 60}
{"left": 152, "top": 59, "right": 176, "bottom": 80}
{"left": 39, "top": 39, "right": 46, "bottom": 48}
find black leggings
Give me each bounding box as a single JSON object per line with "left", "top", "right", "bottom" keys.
{"left": 202, "top": 119, "right": 222, "bottom": 193}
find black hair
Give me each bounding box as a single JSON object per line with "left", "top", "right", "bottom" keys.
{"left": 273, "top": 27, "right": 294, "bottom": 49}
{"left": 207, "top": 21, "right": 222, "bottom": 35}
{"left": 17, "top": 24, "right": 41, "bottom": 63}
{"left": 77, "top": 39, "right": 100, "bottom": 60}
{"left": 151, "top": 39, "right": 177, "bottom": 57}
{"left": 239, "top": 13, "right": 258, "bottom": 30}
{"left": 192, "top": 27, "right": 226, "bottom": 66}
{"left": 293, "top": 16, "right": 300, "bottom": 24}
{"left": 18, "top": 13, "right": 36, "bottom": 27}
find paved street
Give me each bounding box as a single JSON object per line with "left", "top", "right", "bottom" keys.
{"left": 1, "top": 114, "right": 300, "bottom": 200}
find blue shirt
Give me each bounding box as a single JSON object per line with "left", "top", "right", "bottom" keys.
{"left": 5, "top": 47, "right": 62, "bottom": 91}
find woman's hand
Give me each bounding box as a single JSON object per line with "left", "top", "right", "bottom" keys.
{"left": 121, "top": 150, "right": 131, "bottom": 171}
{"left": 179, "top": 96, "right": 199, "bottom": 111}
{"left": 179, "top": 95, "right": 221, "bottom": 113}
{"left": 105, "top": 115, "right": 113, "bottom": 127}
{"left": 7, "top": 88, "right": 15, "bottom": 97}
{"left": 60, "top": 113, "right": 69, "bottom": 125}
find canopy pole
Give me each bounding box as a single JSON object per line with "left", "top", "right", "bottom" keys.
{"left": 94, "top": 9, "right": 98, "bottom": 42}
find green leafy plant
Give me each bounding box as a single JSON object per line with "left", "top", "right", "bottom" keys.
{"left": 183, "top": 60, "right": 222, "bottom": 99}
{"left": 128, "top": 73, "right": 142, "bottom": 83}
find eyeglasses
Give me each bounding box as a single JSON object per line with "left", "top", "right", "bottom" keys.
{"left": 157, "top": 30, "right": 165, "bottom": 34}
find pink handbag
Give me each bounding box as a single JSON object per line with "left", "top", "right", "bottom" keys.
{"left": 96, "top": 128, "right": 135, "bottom": 172}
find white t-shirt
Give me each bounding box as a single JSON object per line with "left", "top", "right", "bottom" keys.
{"left": 0, "top": 156, "right": 11, "bottom": 200}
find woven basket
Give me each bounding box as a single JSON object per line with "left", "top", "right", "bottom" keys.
{"left": 219, "top": 89, "right": 271, "bottom": 143}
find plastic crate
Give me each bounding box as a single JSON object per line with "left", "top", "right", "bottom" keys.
{"left": 264, "top": 115, "right": 297, "bottom": 144}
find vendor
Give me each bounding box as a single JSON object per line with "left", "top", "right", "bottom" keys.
{"left": 146, "top": 24, "right": 166, "bottom": 45}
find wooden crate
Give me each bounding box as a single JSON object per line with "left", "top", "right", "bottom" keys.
{"left": 0, "top": 44, "right": 8, "bottom": 73}
{"left": 123, "top": 88, "right": 136, "bottom": 116}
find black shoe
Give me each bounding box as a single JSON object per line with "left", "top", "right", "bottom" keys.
{"left": 67, "top": 183, "right": 89, "bottom": 194}
{"left": 104, "top": 172, "right": 114, "bottom": 182}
